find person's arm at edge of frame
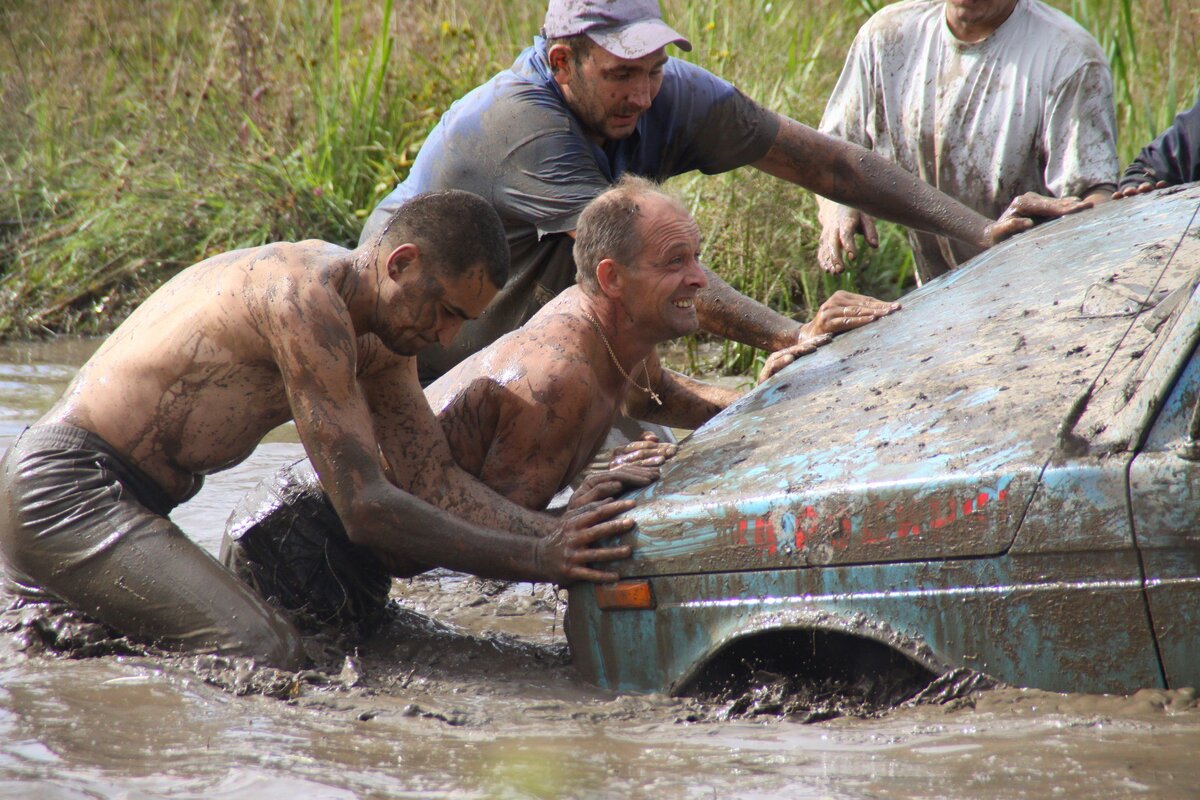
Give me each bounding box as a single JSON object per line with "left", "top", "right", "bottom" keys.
{"left": 1114, "top": 94, "right": 1200, "bottom": 199}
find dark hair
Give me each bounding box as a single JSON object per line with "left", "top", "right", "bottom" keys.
{"left": 376, "top": 190, "right": 509, "bottom": 289}
{"left": 546, "top": 34, "right": 594, "bottom": 73}
{"left": 574, "top": 174, "right": 681, "bottom": 293}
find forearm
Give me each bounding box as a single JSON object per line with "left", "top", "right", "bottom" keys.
{"left": 1120, "top": 101, "right": 1200, "bottom": 190}
{"left": 399, "top": 454, "right": 557, "bottom": 538}
{"left": 628, "top": 368, "right": 742, "bottom": 429}
{"left": 755, "top": 116, "right": 995, "bottom": 249}
{"left": 696, "top": 266, "right": 801, "bottom": 352}
{"left": 345, "top": 482, "right": 548, "bottom": 582}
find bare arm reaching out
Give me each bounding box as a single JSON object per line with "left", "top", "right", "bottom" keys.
{"left": 265, "top": 284, "right": 634, "bottom": 585}
{"left": 756, "top": 116, "right": 1061, "bottom": 252}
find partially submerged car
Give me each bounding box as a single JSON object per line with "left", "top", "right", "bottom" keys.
{"left": 568, "top": 184, "right": 1200, "bottom": 697}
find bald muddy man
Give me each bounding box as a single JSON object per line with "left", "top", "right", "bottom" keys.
{"left": 224, "top": 177, "right": 897, "bottom": 630}
{"left": 427, "top": 175, "right": 863, "bottom": 508}
{"left": 0, "top": 191, "right": 645, "bottom": 668}
{"left": 364, "top": 0, "right": 1064, "bottom": 387}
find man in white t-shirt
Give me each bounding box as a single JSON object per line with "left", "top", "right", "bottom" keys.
{"left": 817, "top": 0, "right": 1119, "bottom": 284}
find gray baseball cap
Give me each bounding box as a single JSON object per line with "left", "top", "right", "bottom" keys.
{"left": 542, "top": 0, "right": 692, "bottom": 59}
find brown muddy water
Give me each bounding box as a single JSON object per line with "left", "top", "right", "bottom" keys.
{"left": 0, "top": 339, "right": 1198, "bottom": 799}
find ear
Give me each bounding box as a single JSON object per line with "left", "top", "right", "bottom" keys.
{"left": 547, "top": 43, "right": 575, "bottom": 87}
{"left": 595, "top": 258, "right": 625, "bottom": 299}
{"left": 385, "top": 243, "right": 419, "bottom": 280}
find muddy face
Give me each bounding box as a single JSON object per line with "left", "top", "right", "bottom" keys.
{"left": 617, "top": 196, "right": 707, "bottom": 340}
{"left": 551, "top": 44, "right": 667, "bottom": 144}
{"left": 379, "top": 261, "right": 497, "bottom": 356}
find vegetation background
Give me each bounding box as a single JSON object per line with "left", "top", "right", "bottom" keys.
{"left": 2, "top": 0, "right": 1198, "bottom": 373}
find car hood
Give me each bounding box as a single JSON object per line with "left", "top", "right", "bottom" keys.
{"left": 616, "top": 185, "right": 1200, "bottom": 578}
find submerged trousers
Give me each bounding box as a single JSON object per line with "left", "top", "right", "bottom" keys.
{"left": 0, "top": 424, "right": 305, "bottom": 668}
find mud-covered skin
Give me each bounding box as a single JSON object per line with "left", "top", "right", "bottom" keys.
{"left": 426, "top": 190, "right": 736, "bottom": 512}
{"left": 426, "top": 186, "right": 899, "bottom": 513}
{"left": 36, "top": 236, "right": 636, "bottom": 587}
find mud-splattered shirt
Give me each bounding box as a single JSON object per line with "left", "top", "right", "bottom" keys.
{"left": 1121, "top": 93, "right": 1200, "bottom": 190}
{"left": 370, "top": 38, "right": 779, "bottom": 383}
{"left": 820, "top": 0, "right": 1118, "bottom": 283}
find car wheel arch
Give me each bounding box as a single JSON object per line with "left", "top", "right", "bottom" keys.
{"left": 669, "top": 607, "right": 951, "bottom": 699}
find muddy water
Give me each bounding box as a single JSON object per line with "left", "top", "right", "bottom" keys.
{"left": 0, "top": 339, "right": 1198, "bottom": 799}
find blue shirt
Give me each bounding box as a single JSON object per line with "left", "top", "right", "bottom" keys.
{"left": 365, "top": 39, "right": 779, "bottom": 381}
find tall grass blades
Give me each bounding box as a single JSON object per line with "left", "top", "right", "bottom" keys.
{"left": 1, "top": 0, "right": 1198, "bottom": 364}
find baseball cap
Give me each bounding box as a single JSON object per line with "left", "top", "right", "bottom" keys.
{"left": 542, "top": 0, "right": 692, "bottom": 59}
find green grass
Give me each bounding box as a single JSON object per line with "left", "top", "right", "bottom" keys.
{"left": 1, "top": 0, "right": 1197, "bottom": 373}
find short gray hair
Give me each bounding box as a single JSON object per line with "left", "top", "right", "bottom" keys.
{"left": 574, "top": 175, "right": 682, "bottom": 293}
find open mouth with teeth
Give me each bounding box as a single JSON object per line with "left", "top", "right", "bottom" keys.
{"left": 672, "top": 297, "right": 695, "bottom": 309}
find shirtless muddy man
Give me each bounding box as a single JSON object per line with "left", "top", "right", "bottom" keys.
{"left": 222, "top": 176, "right": 899, "bottom": 631}
{"left": 0, "top": 190, "right": 648, "bottom": 668}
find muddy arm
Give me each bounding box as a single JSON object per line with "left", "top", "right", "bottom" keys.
{"left": 695, "top": 267, "right": 805, "bottom": 354}
{"left": 266, "top": 288, "right": 631, "bottom": 584}
{"left": 357, "top": 344, "right": 562, "bottom": 534}
{"left": 753, "top": 116, "right": 1022, "bottom": 249}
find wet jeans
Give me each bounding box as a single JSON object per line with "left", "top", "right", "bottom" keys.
{"left": 0, "top": 424, "right": 305, "bottom": 668}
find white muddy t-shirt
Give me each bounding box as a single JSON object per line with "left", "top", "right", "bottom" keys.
{"left": 820, "top": 0, "right": 1118, "bottom": 282}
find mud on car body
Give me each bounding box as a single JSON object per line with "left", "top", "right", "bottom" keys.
{"left": 568, "top": 184, "right": 1200, "bottom": 697}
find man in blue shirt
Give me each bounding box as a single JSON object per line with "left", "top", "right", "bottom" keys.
{"left": 364, "top": 0, "right": 1062, "bottom": 384}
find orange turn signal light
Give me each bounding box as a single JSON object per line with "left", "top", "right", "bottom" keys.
{"left": 595, "top": 580, "right": 655, "bottom": 610}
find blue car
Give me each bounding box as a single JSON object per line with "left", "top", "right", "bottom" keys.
{"left": 568, "top": 184, "right": 1200, "bottom": 697}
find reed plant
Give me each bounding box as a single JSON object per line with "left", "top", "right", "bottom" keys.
{"left": 1, "top": 0, "right": 1197, "bottom": 375}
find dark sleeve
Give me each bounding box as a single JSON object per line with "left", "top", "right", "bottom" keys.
{"left": 652, "top": 60, "right": 781, "bottom": 178}
{"left": 1120, "top": 95, "right": 1200, "bottom": 190}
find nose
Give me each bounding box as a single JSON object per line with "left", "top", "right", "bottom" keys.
{"left": 688, "top": 260, "right": 708, "bottom": 289}
{"left": 629, "top": 78, "right": 653, "bottom": 112}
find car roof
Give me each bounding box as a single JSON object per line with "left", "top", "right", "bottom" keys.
{"left": 620, "top": 185, "right": 1200, "bottom": 577}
